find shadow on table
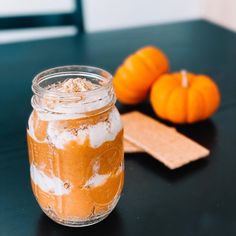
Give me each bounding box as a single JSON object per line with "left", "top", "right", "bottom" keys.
{"left": 36, "top": 209, "right": 125, "bottom": 236}
{"left": 126, "top": 119, "right": 217, "bottom": 183}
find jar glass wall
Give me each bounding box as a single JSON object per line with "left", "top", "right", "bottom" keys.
{"left": 27, "top": 66, "right": 124, "bottom": 227}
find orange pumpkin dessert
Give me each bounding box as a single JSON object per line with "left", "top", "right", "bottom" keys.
{"left": 27, "top": 66, "right": 124, "bottom": 227}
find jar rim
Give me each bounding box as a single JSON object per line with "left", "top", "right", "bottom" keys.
{"left": 32, "top": 65, "right": 113, "bottom": 99}
{"left": 31, "top": 65, "right": 116, "bottom": 118}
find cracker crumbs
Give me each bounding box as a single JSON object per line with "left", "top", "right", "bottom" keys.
{"left": 47, "top": 78, "right": 100, "bottom": 93}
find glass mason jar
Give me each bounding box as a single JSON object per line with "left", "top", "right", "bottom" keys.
{"left": 27, "top": 65, "right": 124, "bottom": 227}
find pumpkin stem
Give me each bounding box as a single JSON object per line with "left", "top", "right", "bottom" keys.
{"left": 181, "top": 70, "right": 188, "bottom": 88}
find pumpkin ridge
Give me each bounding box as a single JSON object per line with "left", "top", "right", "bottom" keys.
{"left": 137, "top": 46, "right": 169, "bottom": 73}
{"left": 191, "top": 86, "right": 207, "bottom": 120}
{"left": 187, "top": 87, "right": 204, "bottom": 122}
{"left": 191, "top": 81, "right": 212, "bottom": 119}
{"left": 199, "top": 77, "right": 220, "bottom": 116}
{"left": 135, "top": 52, "right": 159, "bottom": 78}
{"left": 186, "top": 88, "right": 189, "bottom": 122}
{"left": 167, "top": 88, "right": 188, "bottom": 123}
{"left": 113, "top": 77, "right": 146, "bottom": 104}
{"left": 163, "top": 85, "right": 178, "bottom": 120}
{"left": 182, "top": 88, "right": 188, "bottom": 122}
{"left": 114, "top": 66, "right": 147, "bottom": 94}
{"left": 123, "top": 57, "right": 155, "bottom": 89}
{"left": 152, "top": 75, "right": 179, "bottom": 119}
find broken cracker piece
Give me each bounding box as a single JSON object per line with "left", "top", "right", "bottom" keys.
{"left": 124, "top": 139, "right": 143, "bottom": 153}
{"left": 122, "top": 111, "right": 210, "bottom": 169}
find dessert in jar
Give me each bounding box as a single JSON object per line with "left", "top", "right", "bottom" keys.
{"left": 27, "top": 65, "right": 124, "bottom": 227}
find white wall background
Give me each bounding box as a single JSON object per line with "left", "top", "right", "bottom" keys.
{"left": 203, "top": 0, "right": 236, "bottom": 31}
{"left": 0, "top": 0, "right": 75, "bottom": 16}
{"left": 0, "top": 0, "right": 234, "bottom": 44}
{"left": 82, "top": 0, "right": 203, "bottom": 32}
{"left": 83, "top": 0, "right": 236, "bottom": 32}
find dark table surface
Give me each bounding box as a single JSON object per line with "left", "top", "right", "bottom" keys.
{"left": 1, "top": 20, "right": 236, "bottom": 236}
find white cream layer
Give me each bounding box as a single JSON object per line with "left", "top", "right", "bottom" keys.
{"left": 28, "top": 112, "right": 43, "bottom": 143}
{"left": 30, "top": 163, "right": 70, "bottom": 196}
{"left": 84, "top": 173, "right": 110, "bottom": 188}
{"left": 88, "top": 160, "right": 110, "bottom": 187}
{"left": 28, "top": 108, "right": 122, "bottom": 150}
{"left": 37, "top": 90, "right": 111, "bottom": 121}
{"left": 84, "top": 160, "right": 123, "bottom": 188}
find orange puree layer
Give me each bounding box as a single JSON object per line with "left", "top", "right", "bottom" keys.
{"left": 27, "top": 110, "right": 124, "bottom": 220}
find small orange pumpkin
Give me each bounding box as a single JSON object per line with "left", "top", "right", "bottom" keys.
{"left": 150, "top": 70, "right": 221, "bottom": 123}
{"left": 113, "top": 46, "right": 169, "bottom": 104}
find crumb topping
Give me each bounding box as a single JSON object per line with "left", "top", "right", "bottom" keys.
{"left": 47, "top": 78, "right": 100, "bottom": 93}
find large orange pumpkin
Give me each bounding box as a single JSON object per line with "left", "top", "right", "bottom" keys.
{"left": 150, "top": 70, "right": 221, "bottom": 123}
{"left": 113, "top": 46, "right": 169, "bottom": 105}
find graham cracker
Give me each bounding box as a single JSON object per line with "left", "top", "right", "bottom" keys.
{"left": 122, "top": 111, "right": 210, "bottom": 169}
{"left": 124, "top": 139, "right": 143, "bottom": 153}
